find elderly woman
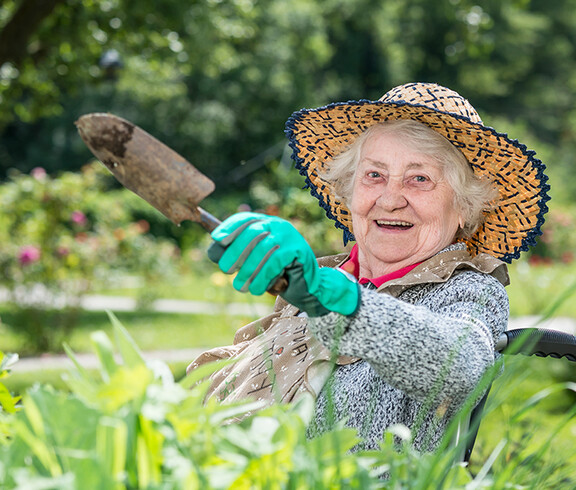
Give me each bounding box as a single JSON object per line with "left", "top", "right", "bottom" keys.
{"left": 188, "top": 83, "right": 550, "bottom": 452}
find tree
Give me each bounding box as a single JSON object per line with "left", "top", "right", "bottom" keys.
{"left": 0, "top": 0, "right": 338, "bottom": 187}
{"left": 0, "top": 0, "right": 66, "bottom": 67}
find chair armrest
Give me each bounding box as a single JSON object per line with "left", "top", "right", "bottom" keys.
{"left": 496, "top": 328, "right": 576, "bottom": 361}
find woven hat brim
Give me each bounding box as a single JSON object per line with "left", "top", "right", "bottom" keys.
{"left": 285, "top": 99, "right": 551, "bottom": 263}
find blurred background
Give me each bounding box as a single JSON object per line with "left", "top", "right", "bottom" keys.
{"left": 2, "top": 0, "right": 576, "bottom": 194}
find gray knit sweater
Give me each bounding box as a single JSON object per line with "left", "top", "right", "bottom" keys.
{"left": 306, "top": 245, "right": 509, "bottom": 452}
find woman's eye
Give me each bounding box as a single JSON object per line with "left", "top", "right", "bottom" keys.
{"left": 407, "top": 174, "right": 435, "bottom": 191}
{"left": 408, "top": 174, "right": 431, "bottom": 184}
{"left": 367, "top": 171, "right": 382, "bottom": 179}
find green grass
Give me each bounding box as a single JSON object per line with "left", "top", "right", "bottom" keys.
{"left": 0, "top": 307, "right": 265, "bottom": 354}
{"left": 96, "top": 257, "right": 576, "bottom": 318}
{"left": 0, "top": 264, "right": 275, "bottom": 357}
{"left": 94, "top": 265, "right": 275, "bottom": 304}
{"left": 469, "top": 355, "right": 576, "bottom": 483}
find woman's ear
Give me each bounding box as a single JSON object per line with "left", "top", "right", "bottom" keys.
{"left": 456, "top": 210, "right": 467, "bottom": 235}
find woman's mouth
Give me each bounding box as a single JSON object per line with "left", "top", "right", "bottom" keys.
{"left": 375, "top": 220, "right": 414, "bottom": 230}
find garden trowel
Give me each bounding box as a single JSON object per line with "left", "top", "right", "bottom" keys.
{"left": 75, "top": 113, "right": 221, "bottom": 232}
{"left": 75, "top": 112, "right": 287, "bottom": 295}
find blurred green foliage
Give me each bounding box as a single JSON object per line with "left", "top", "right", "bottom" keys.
{"left": 245, "top": 160, "right": 347, "bottom": 256}
{"left": 1, "top": 319, "right": 575, "bottom": 488}
{"left": 0, "top": 321, "right": 396, "bottom": 488}
{"left": 529, "top": 206, "right": 576, "bottom": 264}
{"left": 2, "top": 0, "right": 576, "bottom": 201}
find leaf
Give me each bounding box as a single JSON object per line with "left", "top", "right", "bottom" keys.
{"left": 108, "top": 311, "right": 146, "bottom": 369}
{"left": 22, "top": 394, "right": 47, "bottom": 440}
{"left": 11, "top": 469, "right": 76, "bottom": 490}
{"left": 0, "top": 352, "right": 19, "bottom": 371}
{"left": 287, "top": 392, "right": 315, "bottom": 426}
{"left": 96, "top": 365, "right": 153, "bottom": 413}
{"left": 0, "top": 383, "right": 21, "bottom": 413}
{"left": 62, "top": 343, "right": 93, "bottom": 381}
{"left": 96, "top": 416, "right": 128, "bottom": 484}
{"left": 136, "top": 415, "right": 164, "bottom": 487}
{"left": 90, "top": 330, "right": 119, "bottom": 382}
{"left": 510, "top": 382, "right": 576, "bottom": 423}
{"left": 209, "top": 399, "right": 267, "bottom": 426}
{"left": 470, "top": 439, "right": 507, "bottom": 488}
{"left": 16, "top": 397, "right": 63, "bottom": 477}
{"left": 61, "top": 373, "right": 100, "bottom": 407}
{"left": 178, "top": 356, "right": 240, "bottom": 391}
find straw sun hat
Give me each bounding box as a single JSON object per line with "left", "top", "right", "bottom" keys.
{"left": 285, "top": 82, "right": 550, "bottom": 263}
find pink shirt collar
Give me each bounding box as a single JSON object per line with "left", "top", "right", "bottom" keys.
{"left": 340, "top": 244, "right": 422, "bottom": 288}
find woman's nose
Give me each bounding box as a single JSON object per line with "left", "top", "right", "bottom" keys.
{"left": 377, "top": 179, "right": 408, "bottom": 210}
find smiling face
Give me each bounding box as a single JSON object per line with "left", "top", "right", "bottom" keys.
{"left": 349, "top": 127, "right": 463, "bottom": 278}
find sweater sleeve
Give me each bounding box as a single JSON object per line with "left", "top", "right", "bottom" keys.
{"left": 306, "top": 271, "right": 509, "bottom": 408}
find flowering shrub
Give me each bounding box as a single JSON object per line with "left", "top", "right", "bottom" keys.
{"left": 0, "top": 164, "right": 180, "bottom": 353}
{"left": 17, "top": 245, "right": 41, "bottom": 266}
{"left": 528, "top": 206, "right": 576, "bottom": 265}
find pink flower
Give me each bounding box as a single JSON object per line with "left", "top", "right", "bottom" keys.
{"left": 71, "top": 210, "right": 87, "bottom": 226}
{"left": 56, "top": 246, "right": 70, "bottom": 257}
{"left": 134, "top": 219, "right": 150, "bottom": 234}
{"left": 18, "top": 246, "right": 41, "bottom": 265}
{"left": 31, "top": 167, "right": 47, "bottom": 181}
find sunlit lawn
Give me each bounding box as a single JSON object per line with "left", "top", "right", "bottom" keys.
{"left": 86, "top": 256, "right": 576, "bottom": 319}
{"left": 97, "top": 256, "right": 576, "bottom": 318}
{"left": 0, "top": 308, "right": 262, "bottom": 354}
{"left": 0, "top": 263, "right": 275, "bottom": 356}
{"left": 94, "top": 264, "right": 275, "bottom": 305}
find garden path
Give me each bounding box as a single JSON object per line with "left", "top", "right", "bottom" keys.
{"left": 9, "top": 294, "right": 576, "bottom": 373}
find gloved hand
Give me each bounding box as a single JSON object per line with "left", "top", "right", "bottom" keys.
{"left": 208, "top": 212, "right": 360, "bottom": 317}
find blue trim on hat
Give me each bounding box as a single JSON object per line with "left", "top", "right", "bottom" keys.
{"left": 285, "top": 103, "right": 362, "bottom": 246}
{"left": 497, "top": 139, "right": 550, "bottom": 263}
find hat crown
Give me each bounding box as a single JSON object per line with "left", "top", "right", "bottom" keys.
{"left": 379, "top": 82, "right": 483, "bottom": 125}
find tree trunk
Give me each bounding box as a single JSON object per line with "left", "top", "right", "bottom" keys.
{"left": 0, "top": 0, "right": 66, "bottom": 67}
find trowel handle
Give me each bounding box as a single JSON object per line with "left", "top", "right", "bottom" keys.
{"left": 197, "top": 207, "right": 289, "bottom": 296}
{"left": 197, "top": 207, "right": 222, "bottom": 233}
{"left": 265, "top": 276, "right": 289, "bottom": 296}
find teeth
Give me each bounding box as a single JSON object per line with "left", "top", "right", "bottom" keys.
{"left": 376, "top": 220, "right": 413, "bottom": 227}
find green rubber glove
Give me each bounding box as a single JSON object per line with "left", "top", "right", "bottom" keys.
{"left": 208, "top": 212, "right": 360, "bottom": 317}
